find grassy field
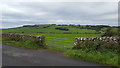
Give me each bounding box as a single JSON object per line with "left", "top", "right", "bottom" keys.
{"left": 2, "top": 24, "right": 99, "bottom": 34}
{"left": 1, "top": 24, "right": 119, "bottom": 67}
{"left": 27, "top": 34, "right": 100, "bottom": 50}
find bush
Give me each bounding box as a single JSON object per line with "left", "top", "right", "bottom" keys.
{"left": 55, "top": 27, "right": 69, "bottom": 31}
{"left": 23, "top": 25, "right": 39, "bottom": 27}
{"left": 102, "top": 27, "right": 118, "bottom": 37}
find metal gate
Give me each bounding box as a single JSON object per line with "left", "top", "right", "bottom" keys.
{"left": 45, "top": 37, "right": 74, "bottom": 51}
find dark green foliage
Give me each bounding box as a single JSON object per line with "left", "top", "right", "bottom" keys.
{"left": 73, "top": 25, "right": 110, "bottom": 31}
{"left": 23, "top": 25, "right": 39, "bottom": 27}
{"left": 55, "top": 27, "right": 69, "bottom": 31}
{"left": 43, "top": 26, "right": 50, "bottom": 28}
{"left": 102, "top": 27, "right": 118, "bottom": 37}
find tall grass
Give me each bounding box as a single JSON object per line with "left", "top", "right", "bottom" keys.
{"left": 65, "top": 50, "right": 119, "bottom": 67}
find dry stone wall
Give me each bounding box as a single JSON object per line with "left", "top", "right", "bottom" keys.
{"left": 2, "top": 33, "right": 45, "bottom": 46}
{"left": 74, "top": 37, "right": 119, "bottom": 47}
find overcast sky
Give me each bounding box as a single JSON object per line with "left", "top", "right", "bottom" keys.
{"left": 0, "top": 2, "right": 118, "bottom": 28}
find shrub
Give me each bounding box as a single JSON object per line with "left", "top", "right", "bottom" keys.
{"left": 55, "top": 27, "right": 69, "bottom": 31}
{"left": 102, "top": 27, "right": 118, "bottom": 37}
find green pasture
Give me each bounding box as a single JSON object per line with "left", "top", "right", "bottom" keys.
{"left": 2, "top": 25, "right": 99, "bottom": 34}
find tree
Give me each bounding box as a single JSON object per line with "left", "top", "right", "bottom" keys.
{"left": 102, "top": 27, "right": 118, "bottom": 37}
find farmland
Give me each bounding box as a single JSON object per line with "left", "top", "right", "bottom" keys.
{"left": 1, "top": 24, "right": 119, "bottom": 67}
{"left": 2, "top": 24, "right": 103, "bottom": 34}
{"left": 2, "top": 24, "right": 102, "bottom": 50}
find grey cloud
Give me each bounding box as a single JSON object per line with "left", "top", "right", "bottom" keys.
{"left": 1, "top": 2, "right": 118, "bottom": 28}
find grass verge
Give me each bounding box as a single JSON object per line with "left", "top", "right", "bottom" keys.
{"left": 64, "top": 50, "right": 119, "bottom": 67}
{"left": 2, "top": 37, "right": 46, "bottom": 49}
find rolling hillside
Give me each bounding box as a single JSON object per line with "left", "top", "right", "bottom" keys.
{"left": 2, "top": 24, "right": 108, "bottom": 34}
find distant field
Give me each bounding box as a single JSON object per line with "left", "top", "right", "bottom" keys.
{"left": 27, "top": 33, "right": 101, "bottom": 38}
{"left": 2, "top": 24, "right": 100, "bottom": 34}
